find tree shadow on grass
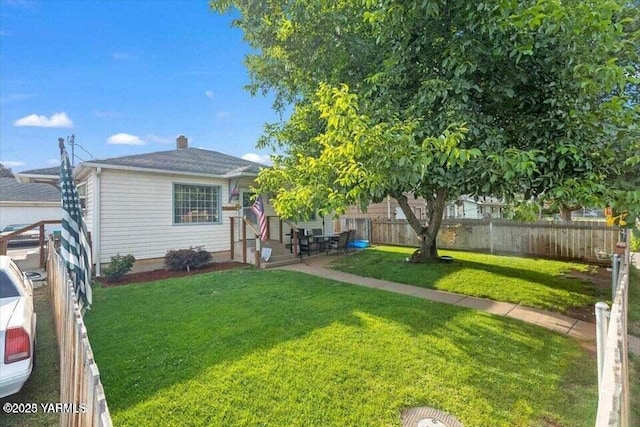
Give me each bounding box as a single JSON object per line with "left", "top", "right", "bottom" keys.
{"left": 85, "top": 270, "right": 459, "bottom": 410}
{"left": 334, "top": 250, "right": 602, "bottom": 310}
{"left": 434, "top": 258, "right": 601, "bottom": 307}
{"left": 84, "top": 269, "right": 595, "bottom": 426}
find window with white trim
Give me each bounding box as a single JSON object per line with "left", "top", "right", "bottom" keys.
{"left": 77, "top": 182, "right": 87, "bottom": 213}
{"left": 173, "top": 184, "right": 220, "bottom": 224}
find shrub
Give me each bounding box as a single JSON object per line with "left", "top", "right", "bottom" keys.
{"left": 165, "top": 246, "right": 212, "bottom": 271}
{"left": 631, "top": 227, "right": 640, "bottom": 252}
{"left": 103, "top": 254, "right": 136, "bottom": 282}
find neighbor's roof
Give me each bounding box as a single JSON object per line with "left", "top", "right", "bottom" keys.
{"left": 17, "top": 166, "right": 59, "bottom": 176}
{"left": 0, "top": 177, "right": 60, "bottom": 202}
{"left": 15, "top": 166, "right": 60, "bottom": 184}
{"left": 79, "top": 148, "right": 263, "bottom": 178}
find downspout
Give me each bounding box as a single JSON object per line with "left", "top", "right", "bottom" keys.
{"left": 94, "top": 167, "right": 102, "bottom": 276}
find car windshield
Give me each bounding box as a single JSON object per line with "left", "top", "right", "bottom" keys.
{"left": 3, "top": 225, "right": 28, "bottom": 232}
{"left": 0, "top": 271, "right": 21, "bottom": 298}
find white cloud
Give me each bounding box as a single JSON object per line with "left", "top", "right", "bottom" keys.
{"left": 1, "top": 161, "right": 25, "bottom": 168}
{"left": 242, "top": 153, "right": 272, "bottom": 165}
{"left": 107, "top": 133, "right": 145, "bottom": 145}
{"left": 205, "top": 90, "right": 214, "bottom": 98}
{"left": 216, "top": 111, "right": 231, "bottom": 119}
{"left": 13, "top": 112, "right": 73, "bottom": 128}
{"left": 46, "top": 159, "right": 60, "bottom": 166}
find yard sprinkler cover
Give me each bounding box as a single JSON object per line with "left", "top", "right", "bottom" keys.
{"left": 402, "top": 406, "right": 462, "bottom": 427}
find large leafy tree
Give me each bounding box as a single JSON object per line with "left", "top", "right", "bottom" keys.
{"left": 0, "top": 163, "right": 14, "bottom": 178}
{"left": 212, "top": 0, "right": 639, "bottom": 260}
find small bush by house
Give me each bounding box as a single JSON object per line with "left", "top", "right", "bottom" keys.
{"left": 103, "top": 254, "right": 136, "bottom": 282}
{"left": 165, "top": 247, "right": 212, "bottom": 271}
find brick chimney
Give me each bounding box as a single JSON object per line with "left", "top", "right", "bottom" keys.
{"left": 176, "top": 134, "right": 188, "bottom": 150}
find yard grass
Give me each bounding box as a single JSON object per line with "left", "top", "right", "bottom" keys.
{"left": 629, "top": 267, "right": 640, "bottom": 337}
{"left": 85, "top": 269, "right": 598, "bottom": 427}
{"left": 330, "top": 246, "right": 605, "bottom": 313}
{"left": 630, "top": 267, "right": 640, "bottom": 426}
{"left": 0, "top": 286, "right": 60, "bottom": 427}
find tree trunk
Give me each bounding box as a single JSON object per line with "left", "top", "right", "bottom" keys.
{"left": 559, "top": 203, "right": 581, "bottom": 222}
{"left": 395, "top": 188, "right": 448, "bottom": 262}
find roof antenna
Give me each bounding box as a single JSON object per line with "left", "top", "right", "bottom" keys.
{"left": 68, "top": 134, "right": 76, "bottom": 166}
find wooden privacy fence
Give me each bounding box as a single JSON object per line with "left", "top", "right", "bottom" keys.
{"left": 48, "top": 240, "right": 112, "bottom": 426}
{"left": 595, "top": 240, "right": 630, "bottom": 426}
{"left": 340, "top": 218, "right": 620, "bottom": 262}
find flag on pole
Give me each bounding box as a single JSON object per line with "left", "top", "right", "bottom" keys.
{"left": 250, "top": 195, "right": 268, "bottom": 241}
{"left": 59, "top": 137, "right": 92, "bottom": 311}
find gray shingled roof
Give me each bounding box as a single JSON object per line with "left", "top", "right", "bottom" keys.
{"left": 83, "top": 148, "right": 263, "bottom": 176}
{"left": 0, "top": 177, "right": 60, "bottom": 202}
{"left": 17, "top": 166, "right": 60, "bottom": 176}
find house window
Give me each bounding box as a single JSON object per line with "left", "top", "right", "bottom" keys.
{"left": 77, "top": 182, "right": 87, "bottom": 212}
{"left": 173, "top": 184, "right": 220, "bottom": 224}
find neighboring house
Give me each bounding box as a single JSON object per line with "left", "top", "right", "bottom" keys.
{"left": 0, "top": 177, "right": 61, "bottom": 232}
{"left": 342, "top": 195, "right": 427, "bottom": 220}
{"left": 342, "top": 194, "right": 506, "bottom": 221}
{"left": 15, "top": 166, "right": 60, "bottom": 185}
{"left": 74, "top": 135, "right": 330, "bottom": 275}
{"left": 444, "top": 195, "right": 506, "bottom": 220}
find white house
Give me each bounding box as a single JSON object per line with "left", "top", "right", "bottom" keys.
{"left": 444, "top": 196, "right": 506, "bottom": 220}
{"left": 73, "top": 136, "right": 330, "bottom": 275}
{"left": 0, "top": 177, "right": 61, "bottom": 233}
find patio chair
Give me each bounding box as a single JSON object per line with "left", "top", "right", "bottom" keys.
{"left": 329, "top": 231, "right": 349, "bottom": 254}
{"left": 297, "top": 230, "right": 319, "bottom": 258}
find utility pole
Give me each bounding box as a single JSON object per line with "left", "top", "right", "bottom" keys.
{"left": 69, "top": 134, "right": 76, "bottom": 167}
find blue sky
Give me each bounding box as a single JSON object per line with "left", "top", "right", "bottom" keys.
{"left": 0, "top": 0, "right": 281, "bottom": 173}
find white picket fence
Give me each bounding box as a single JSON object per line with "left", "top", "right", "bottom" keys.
{"left": 595, "top": 240, "right": 630, "bottom": 426}
{"left": 48, "top": 241, "right": 112, "bottom": 426}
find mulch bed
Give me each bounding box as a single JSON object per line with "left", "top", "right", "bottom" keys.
{"left": 101, "top": 262, "right": 250, "bottom": 286}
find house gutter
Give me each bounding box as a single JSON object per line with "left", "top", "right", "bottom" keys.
{"left": 14, "top": 173, "right": 59, "bottom": 184}
{"left": 78, "top": 162, "right": 259, "bottom": 180}
{"left": 94, "top": 167, "right": 101, "bottom": 277}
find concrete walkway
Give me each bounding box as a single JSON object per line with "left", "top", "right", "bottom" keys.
{"left": 277, "top": 254, "right": 640, "bottom": 355}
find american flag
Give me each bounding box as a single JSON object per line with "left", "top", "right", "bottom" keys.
{"left": 250, "top": 195, "right": 268, "bottom": 241}
{"left": 59, "top": 138, "right": 92, "bottom": 311}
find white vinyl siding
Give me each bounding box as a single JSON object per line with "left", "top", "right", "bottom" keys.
{"left": 0, "top": 204, "right": 61, "bottom": 234}
{"left": 97, "top": 170, "right": 230, "bottom": 263}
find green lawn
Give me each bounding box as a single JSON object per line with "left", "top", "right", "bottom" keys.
{"left": 85, "top": 269, "right": 597, "bottom": 427}
{"left": 630, "top": 267, "right": 640, "bottom": 425}
{"left": 330, "top": 246, "right": 605, "bottom": 312}
{"left": 629, "top": 267, "right": 640, "bottom": 337}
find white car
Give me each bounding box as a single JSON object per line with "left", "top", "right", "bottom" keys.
{"left": 0, "top": 256, "right": 36, "bottom": 398}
